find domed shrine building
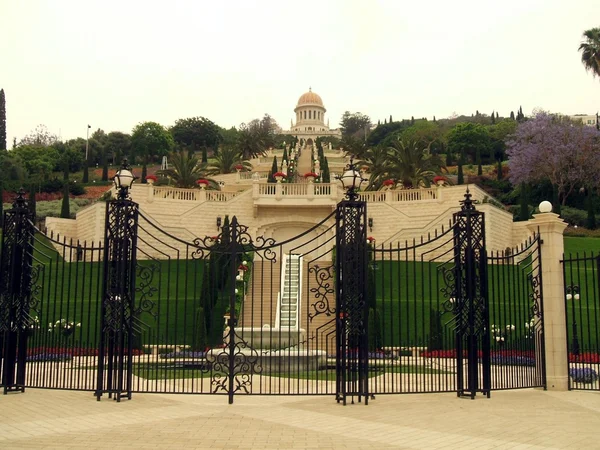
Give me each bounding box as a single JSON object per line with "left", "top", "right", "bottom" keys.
{"left": 283, "top": 88, "right": 342, "bottom": 144}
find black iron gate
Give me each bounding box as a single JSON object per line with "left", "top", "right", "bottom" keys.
{"left": 0, "top": 181, "right": 548, "bottom": 401}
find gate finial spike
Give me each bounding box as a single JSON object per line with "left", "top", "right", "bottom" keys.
{"left": 460, "top": 187, "right": 475, "bottom": 211}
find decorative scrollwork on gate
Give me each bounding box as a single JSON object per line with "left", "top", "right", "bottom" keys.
{"left": 308, "top": 264, "right": 335, "bottom": 320}
{"left": 134, "top": 263, "right": 158, "bottom": 319}
{"left": 210, "top": 328, "right": 262, "bottom": 395}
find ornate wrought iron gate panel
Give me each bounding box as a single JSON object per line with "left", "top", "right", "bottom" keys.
{"left": 487, "top": 234, "right": 545, "bottom": 390}
{"left": 335, "top": 200, "right": 369, "bottom": 405}
{"left": 1, "top": 191, "right": 105, "bottom": 394}
{"left": 561, "top": 252, "right": 599, "bottom": 391}
{"left": 452, "top": 191, "right": 490, "bottom": 398}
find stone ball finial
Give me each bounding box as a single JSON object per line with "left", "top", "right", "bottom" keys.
{"left": 539, "top": 201, "right": 553, "bottom": 213}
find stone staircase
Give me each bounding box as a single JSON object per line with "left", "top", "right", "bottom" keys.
{"left": 239, "top": 258, "right": 336, "bottom": 352}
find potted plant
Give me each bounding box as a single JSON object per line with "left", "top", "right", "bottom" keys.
{"left": 196, "top": 179, "right": 210, "bottom": 190}
{"left": 304, "top": 172, "right": 318, "bottom": 183}
{"left": 382, "top": 179, "right": 395, "bottom": 190}
{"left": 234, "top": 164, "right": 244, "bottom": 173}
{"left": 273, "top": 172, "right": 286, "bottom": 183}
{"left": 433, "top": 175, "right": 447, "bottom": 186}
{"left": 145, "top": 174, "right": 158, "bottom": 185}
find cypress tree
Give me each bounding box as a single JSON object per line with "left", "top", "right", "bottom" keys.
{"left": 282, "top": 147, "right": 288, "bottom": 163}
{"left": 476, "top": 149, "right": 482, "bottom": 176}
{"left": 60, "top": 182, "right": 70, "bottom": 219}
{"left": 496, "top": 111, "right": 499, "bottom": 120}
{"left": 519, "top": 184, "right": 529, "bottom": 221}
{"left": 384, "top": 118, "right": 387, "bottom": 124}
{"left": 377, "top": 119, "right": 380, "bottom": 125}
{"left": 101, "top": 149, "right": 109, "bottom": 181}
{"left": 410, "top": 116, "right": 415, "bottom": 125}
{"left": 82, "top": 161, "right": 89, "bottom": 183}
{"left": 587, "top": 189, "right": 596, "bottom": 230}
{"left": 29, "top": 184, "right": 37, "bottom": 221}
{"left": 510, "top": 111, "right": 515, "bottom": 120}
{"left": 202, "top": 146, "right": 208, "bottom": 163}
{"left": 389, "top": 114, "right": 393, "bottom": 123}
{"left": 497, "top": 159, "right": 503, "bottom": 180}
{"left": 457, "top": 152, "right": 464, "bottom": 185}
{"left": 0, "top": 180, "right": 3, "bottom": 228}
{"left": 433, "top": 116, "right": 436, "bottom": 123}
{"left": 491, "top": 111, "right": 496, "bottom": 124}
{"left": 268, "top": 156, "right": 278, "bottom": 183}
{"left": 0, "top": 89, "right": 6, "bottom": 151}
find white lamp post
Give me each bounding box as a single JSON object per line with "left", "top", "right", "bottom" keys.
{"left": 113, "top": 158, "right": 136, "bottom": 199}
{"left": 338, "top": 158, "right": 366, "bottom": 201}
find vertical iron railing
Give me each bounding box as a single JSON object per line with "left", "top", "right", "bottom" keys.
{"left": 335, "top": 199, "right": 369, "bottom": 405}
{"left": 0, "top": 189, "right": 34, "bottom": 394}
{"left": 562, "top": 252, "right": 600, "bottom": 391}
{"left": 487, "top": 234, "right": 545, "bottom": 390}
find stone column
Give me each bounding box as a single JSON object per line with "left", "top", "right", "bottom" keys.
{"left": 526, "top": 206, "right": 568, "bottom": 390}
{"left": 147, "top": 184, "right": 154, "bottom": 203}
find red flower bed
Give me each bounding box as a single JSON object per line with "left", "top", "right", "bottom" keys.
{"left": 234, "top": 164, "right": 244, "bottom": 171}
{"left": 569, "top": 352, "right": 600, "bottom": 364}
{"left": 433, "top": 175, "right": 447, "bottom": 184}
{"left": 382, "top": 179, "right": 395, "bottom": 187}
{"left": 273, "top": 172, "right": 287, "bottom": 178}
{"left": 196, "top": 179, "right": 209, "bottom": 185}
{"left": 304, "top": 172, "right": 318, "bottom": 178}
{"left": 145, "top": 175, "right": 158, "bottom": 182}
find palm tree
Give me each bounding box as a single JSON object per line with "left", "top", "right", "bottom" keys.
{"left": 385, "top": 139, "right": 445, "bottom": 188}
{"left": 357, "top": 146, "right": 390, "bottom": 190}
{"left": 205, "top": 147, "right": 252, "bottom": 175}
{"left": 156, "top": 150, "right": 218, "bottom": 189}
{"left": 579, "top": 28, "right": 600, "bottom": 78}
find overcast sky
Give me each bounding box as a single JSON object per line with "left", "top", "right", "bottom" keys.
{"left": 2, "top": 0, "right": 599, "bottom": 145}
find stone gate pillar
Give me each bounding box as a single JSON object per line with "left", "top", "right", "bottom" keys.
{"left": 526, "top": 203, "right": 568, "bottom": 390}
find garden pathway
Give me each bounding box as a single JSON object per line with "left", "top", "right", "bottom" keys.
{"left": 296, "top": 146, "right": 313, "bottom": 181}
{"left": 1, "top": 388, "right": 599, "bottom": 449}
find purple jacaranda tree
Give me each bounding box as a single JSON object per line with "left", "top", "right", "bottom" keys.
{"left": 506, "top": 112, "right": 600, "bottom": 206}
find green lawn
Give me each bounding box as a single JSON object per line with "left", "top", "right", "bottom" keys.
{"left": 19, "top": 233, "right": 600, "bottom": 354}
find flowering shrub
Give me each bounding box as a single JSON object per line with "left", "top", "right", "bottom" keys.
{"left": 48, "top": 319, "right": 81, "bottom": 337}
{"left": 27, "top": 353, "right": 73, "bottom": 362}
{"left": 238, "top": 264, "right": 249, "bottom": 271}
{"left": 145, "top": 175, "right": 158, "bottom": 182}
{"left": 569, "top": 352, "right": 600, "bottom": 364}
{"left": 273, "top": 172, "right": 287, "bottom": 178}
{"left": 367, "top": 236, "right": 376, "bottom": 244}
{"left": 433, "top": 175, "right": 447, "bottom": 184}
{"left": 490, "top": 355, "right": 535, "bottom": 366}
{"left": 234, "top": 164, "right": 244, "bottom": 171}
{"left": 382, "top": 179, "right": 395, "bottom": 187}
{"left": 304, "top": 172, "right": 318, "bottom": 178}
{"left": 196, "top": 179, "right": 209, "bottom": 185}
{"left": 570, "top": 368, "right": 599, "bottom": 384}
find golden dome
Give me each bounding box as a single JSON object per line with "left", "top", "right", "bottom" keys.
{"left": 297, "top": 88, "right": 324, "bottom": 107}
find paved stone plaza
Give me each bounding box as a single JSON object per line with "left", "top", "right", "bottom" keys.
{"left": 1, "top": 389, "right": 599, "bottom": 449}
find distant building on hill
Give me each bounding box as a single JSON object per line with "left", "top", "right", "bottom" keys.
{"left": 568, "top": 113, "right": 599, "bottom": 127}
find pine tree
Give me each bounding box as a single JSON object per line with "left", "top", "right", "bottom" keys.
{"left": 510, "top": 111, "right": 515, "bottom": 120}
{"left": 0, "top": 89, "right": 6, "bottom": 151}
